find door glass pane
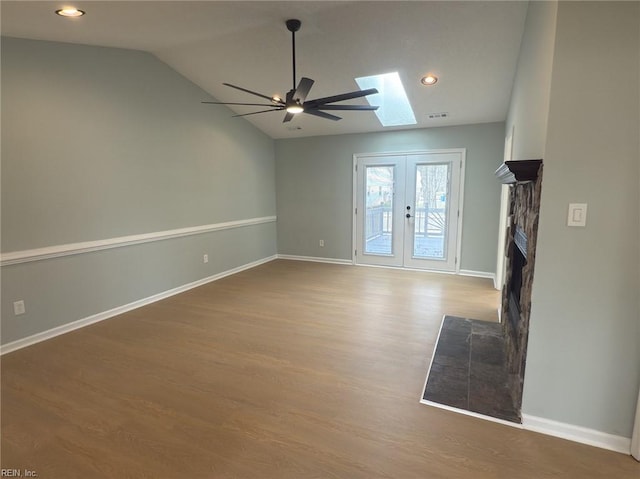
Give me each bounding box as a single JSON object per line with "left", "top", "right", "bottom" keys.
{"left": 364, "top": 166, "right": 394, "bottom": 255}
{"left": 413, "top": 163, "right": 449, "bottom": 259}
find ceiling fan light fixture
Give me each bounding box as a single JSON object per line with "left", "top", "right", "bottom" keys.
{"left": 421, "top": 74, "right": 438, "bottom": 86}
{"left": 286, "top": 103, "right": 304, "bottom": 114}
{"left": 206, "top": 19, "right": 378, "bottom": 123}
{"left": 55, "top": 7, "right": 85, "bottom": 17}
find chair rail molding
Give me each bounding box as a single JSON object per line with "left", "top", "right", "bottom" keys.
{"left": 1, "top": 216, "right": 277, "bottom": 266}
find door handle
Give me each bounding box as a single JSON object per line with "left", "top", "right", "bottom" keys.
{"left": 406, "top": 213, "right": 413, "bottom": 218}
{"left": 406, "top": 205, "right": 412, "bottom": 218}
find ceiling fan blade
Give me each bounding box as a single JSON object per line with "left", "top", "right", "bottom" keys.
{"left": 293, "top": 77, "right": 314, "bottom": 103}
{"left": 232, "top": 108, "right": 284, "bottom": 118}
{"left": 223, "top": 83, "right": 283, "bottom": 104}
{"left": 283, "top": 111, "right": 296, "bottom": 123}
{"left": 202, "top": 101, "right": 280, "bottom": 107}
{"left": 303, "top": 109, "right": 342, "bottom": 121}
{"left": 305, "top": 88, "right": 379, "bottom": 107}
{"left": 316, "top": 105, "right": 379, "bottom": 111}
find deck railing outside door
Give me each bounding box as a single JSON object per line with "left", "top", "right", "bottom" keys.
{"left": 365, "top": 207, "right": 445, "bottom": 240}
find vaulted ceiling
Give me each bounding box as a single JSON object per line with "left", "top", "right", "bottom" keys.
{"left": 2, "top": 1, "right": 528, "bottom": 139}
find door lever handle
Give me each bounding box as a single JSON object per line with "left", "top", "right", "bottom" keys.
{"left": 406, "top": 213, "right": 413, "bottom": 218}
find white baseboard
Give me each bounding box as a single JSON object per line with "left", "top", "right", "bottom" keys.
{"left": 276, "top": 256, "right": 496, "bottom": 281}
{"left": 0, "top": 255, "right": 277, "bottom": 355}
{"left": 522, "top": 414, "right": 632, "bottom": 454}
{"left": 277, "top": 254, "right": 353, "bottom": 265}
{"left": 459, "top": 269, "right": 496, "bottom": 282}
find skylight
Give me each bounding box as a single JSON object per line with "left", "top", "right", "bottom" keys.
{"left": 355, "top": 72, "right": 416, "bottom": 127}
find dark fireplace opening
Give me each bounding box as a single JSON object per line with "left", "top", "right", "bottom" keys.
{"left": 507, "top": 226, "right": 528, "bottom": 341}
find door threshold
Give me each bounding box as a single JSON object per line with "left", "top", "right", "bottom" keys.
{"left": 354, "top": 262, "right": 457, "bottom": 275}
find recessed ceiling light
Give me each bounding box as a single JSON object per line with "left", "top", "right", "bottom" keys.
{"left": 421, "top": 75, "right": 438, "bottom": 86}
{"left": 55, "top": 7, "right": 85, "bottom": 17}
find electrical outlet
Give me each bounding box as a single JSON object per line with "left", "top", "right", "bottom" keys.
{"left": 319, "top": 240, "right": 324, "bottom": 247}
{"left": 203, "top": 254, "right": 209, "bottom": 264}
{"left": 13, "top": 300, "right": 25, "bottom": 316}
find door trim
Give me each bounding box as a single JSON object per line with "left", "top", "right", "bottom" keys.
{"left": 352, "top": 149, "right": 465, "bottom": 273}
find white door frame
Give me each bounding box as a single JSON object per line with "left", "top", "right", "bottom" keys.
{"left": 352, "top": 148, "right": 465, "bottom": 273}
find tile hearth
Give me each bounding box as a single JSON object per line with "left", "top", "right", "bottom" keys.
{"left": 422, "top": 316, "right": 520, "bottom": 424}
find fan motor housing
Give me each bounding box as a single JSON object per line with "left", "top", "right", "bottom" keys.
{"left": 286, "top": 19, "right": 301, "bottom": 32}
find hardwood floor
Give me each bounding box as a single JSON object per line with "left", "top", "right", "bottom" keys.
{"left": 1, "top": 260, "right": 637, "bottom": 478}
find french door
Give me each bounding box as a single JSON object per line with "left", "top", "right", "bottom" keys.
{"left": 354, "top": 150, "right": 464, "bottom": 272}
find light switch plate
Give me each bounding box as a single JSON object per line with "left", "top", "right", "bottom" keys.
{"left": 13, "top": 300, "right": 25, "bottom": 316}
{"left": 567, "top": 203, "right": 587, "bottom": 227}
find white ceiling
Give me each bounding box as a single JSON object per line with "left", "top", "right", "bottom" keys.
{"left": 1, "top": 1, "right": 528, "bottom": 139}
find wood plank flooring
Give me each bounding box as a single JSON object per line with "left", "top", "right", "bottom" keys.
{"left": 2, "top": 260, "right": 638, "bottom": 478}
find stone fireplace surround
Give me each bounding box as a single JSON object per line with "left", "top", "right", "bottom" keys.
{"left": 495, "top": 159, "right": 543, "bottom": 413}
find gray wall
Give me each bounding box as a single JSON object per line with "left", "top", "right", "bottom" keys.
{"left": 509, "top": 2, "right": 640, "bottom": 438}
{"left": 275, "top": 123, "right": 505, "bottom": 273}
{"left": 505, "top": 0, "right": 557, "bottom": 161}
{"left": 1, "top": 38, "right": 277, "bottom": 345}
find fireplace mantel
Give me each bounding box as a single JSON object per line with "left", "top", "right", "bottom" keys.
{"left": 495, "top": 159, "right": 542, "bottom": 184}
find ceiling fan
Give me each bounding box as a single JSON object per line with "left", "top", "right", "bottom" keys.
{"left": 202, "top": 19, "right": 379, "bottom": 122}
